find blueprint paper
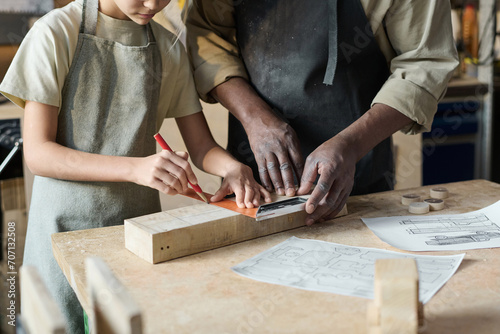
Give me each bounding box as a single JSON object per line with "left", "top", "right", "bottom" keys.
{"left": 231, "top": 237, "right": 464, "bottom": 304}
{"left": 362, "top": 200, "right": 500, "bottom": 251}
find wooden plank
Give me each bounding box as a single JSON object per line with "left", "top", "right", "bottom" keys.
{"left": 125, "top": 199, "right": 347, "bottom": 264}
{"left": 20, "top": 266, "right": 66, "bottom": 334}
{"left": 86, "top": 257, "right": 142, "bottom": 334}
{"left": 367, "top": 259, "right": 421, "bottom": 334}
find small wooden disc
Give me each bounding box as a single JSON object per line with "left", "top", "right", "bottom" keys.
{"left": 430, "top": 187, "right": 449, "bottom": 199}
{"left": 401, "top": 194, "right": 421, "bottom": 205}
{"left": 424, "top": 198, "right": 444, "bottom": 211}
{"left": 409, "top": 202, "right": 430, "bottom": 214}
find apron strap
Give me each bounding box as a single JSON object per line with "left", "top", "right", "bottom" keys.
{"left": 323, "top": 0, "right": 338, "bottom": 86}
{"left": 81, "top": 0, "right": 99, "bottom": 35}
{"left": 146, "top": 23, "right": 156, "bottom": 44}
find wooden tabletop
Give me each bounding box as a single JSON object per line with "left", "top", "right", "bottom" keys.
{"left": 52, "top": 180, "right": 500, "bottom": 333}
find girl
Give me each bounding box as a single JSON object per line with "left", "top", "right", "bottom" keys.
{"left": 0, "top": 0, "right": 270, "bottom": 332}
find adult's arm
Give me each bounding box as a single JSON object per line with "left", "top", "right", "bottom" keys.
{"left": 297, "top": 0, "right": 459, "bottom": 224}
{"left": 367, "top": 0, "right": 459, "bottom": 134}
{"left": 297, "top": 104, "right": 412, "bottom": 225}
{"left": 186, "top": 0, "right": 459, "bottom": 224}
{"left": 185, "top": 0, "right": 302, "bottom": 196}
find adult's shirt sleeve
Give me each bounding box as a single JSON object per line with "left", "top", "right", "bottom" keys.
{"left": 371, "top": 0, "right": 459, "bottom": 134}
{"left": 185, "top": 0, "right": 248, "bottom": 103}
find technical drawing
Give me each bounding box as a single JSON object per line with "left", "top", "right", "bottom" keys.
{"left": 425, "top": 231, "right": 500, "bottom": 245}
{"left": 231, "top": 237, "right": 464, "bottom": 304}
{"left": 418, "top": 271, "right": 441, "bottom": 284}
{"left": 417, "top": 258, "right": 457, "bottom": 271}
{"left": 360, "top": 251, "right": 408, "bottom": 261}
{"left": 295, "top": 251, "right": 340, "bottom": 266}
{"left": 400, "top": 213, "right": 500, "bottom": 235}
{"left": 334, "top": 247, "right": 361, "bottom": 256}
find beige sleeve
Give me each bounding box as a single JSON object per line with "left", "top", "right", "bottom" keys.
{"left": 185, "top": 0, "right": 248, "bottom": 102}
{"left": 0, "top": 12, "right": 75, "bottom": 109}
{"left": 371, "top": 0, "right": 459, "bottom": 134}
{"left": 162, "top": 47, "right": 202, "bottom": 120}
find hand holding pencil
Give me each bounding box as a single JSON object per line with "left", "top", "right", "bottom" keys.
{"left": 154, "top": 133, "right": 209, "bottom": 203}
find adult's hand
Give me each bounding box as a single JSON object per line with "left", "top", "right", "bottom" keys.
{"left": 211, "top": 77, "right": 304, "bottom": 196}
{"left": 296, "top": 103, "right": 414, "bottom": 225}
{"left": 296, "top": 136, "right": 356, "bottom": 226}
{"left": 245, "top": 112, "right": 303, "bottom": 196}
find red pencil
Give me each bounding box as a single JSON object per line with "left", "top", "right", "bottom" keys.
{"left": 153, "top": 133, "right": 209, "bottom": 203}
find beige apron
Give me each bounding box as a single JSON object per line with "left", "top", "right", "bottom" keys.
{"left": 23, "top": 0, "right": 162, "bottom": 332}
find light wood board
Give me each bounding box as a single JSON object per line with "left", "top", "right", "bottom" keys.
{"left": 20, "top": 266, "right": 66, "bottom": 334}
{"left": 125, "top": 195, "right": 347, "bottom": 263}
{"left": 367, "top": 259, "right": 420, "bottom": 334}
{"left": 86, "top": 257, "right": 142, "bottom": 334}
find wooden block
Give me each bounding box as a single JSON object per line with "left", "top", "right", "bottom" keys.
{"left": 86, "top": 257, "right": 142, "bottom": 334}
{"left": 424, "top": 198, "right": 445, "bottom": 211}
{"left": 408, "top": 202, "right": 429, "bottom": 214}
{"left": 401, "top": 194, "right": 421, "bottom": 206}
{"left": 20, "top": 266, "right": 66, "bottom": 334}
{"left": 430, "top": 187, "right": 449, "bottom": 199}
{"left": 125, "top": 201, "right": 348, "bottom": 264}
{"left": 367, "top": 259, "right": 420, "bottom": 334}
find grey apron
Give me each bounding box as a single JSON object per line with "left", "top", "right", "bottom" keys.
{"left": 22, "top": 0, "right": 161, "bottom": 332}
{"left": 231, "top": 0, "right": 394, "bottom": 195}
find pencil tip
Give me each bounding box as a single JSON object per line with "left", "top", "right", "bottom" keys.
{"left": 198, "top": 192, "right": 209, "bottom": 204}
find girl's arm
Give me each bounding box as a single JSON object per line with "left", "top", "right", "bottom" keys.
{"left": 23, "top": 100, "right": 198, "bottom": 195}
{"left": 176, "top": 112, "right": 271, "bottom": 208}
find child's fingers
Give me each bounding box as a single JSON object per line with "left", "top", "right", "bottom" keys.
{"left": 174, "top": 151, "right": 189, "bottom": 160}
{"left": 150, "top": 178, "right": 179, "bottom": 196}
{"left": 243, "top": 186, "right": 256, "bottom": 208}
{"left": 260, "top": 186, "right": 272, "bottom": 203}
{"left": 233, "top": 186, "right": 245, "bottom": 209}
{"left": 243, "top": 185, "right": 255, "bottom": 209}
{"left": 162, "top": 172, "right": 185, "bottom": 194}
{"left": 210, "top": 184, "right": 231, "bottom": 203}
{"left": 155, "top": 160, "right": 188, "bottom": 192}
{"left": 161, "top": 151, "right": 199, "bottom": 186}
{"left": 251, "top": 186, "right": 272, "bottom": 207}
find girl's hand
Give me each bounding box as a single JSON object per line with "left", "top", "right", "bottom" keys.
{"left": 210, "top": 163, "right": 272, "bottom": 208}
{"left": 134, "top": 150, "right": 199, "bottom": 196}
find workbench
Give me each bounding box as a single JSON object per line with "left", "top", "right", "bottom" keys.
{"left": 52, "top": 180, "right": 500, "bottom": 333}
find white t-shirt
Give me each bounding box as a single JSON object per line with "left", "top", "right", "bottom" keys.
{"left": 0, "top": 0, "right": 201, "bottom": 130}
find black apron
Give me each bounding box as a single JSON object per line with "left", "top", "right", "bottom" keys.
{"left": 231, "top": 0, "right": 394, "bottom": 195}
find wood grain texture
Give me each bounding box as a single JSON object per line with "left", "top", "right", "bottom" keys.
{"left": 125, "top": 197, "right": 347, "bottom": 264}
{"left": 368, "top": 259, "right": 419, "bottom": 334}
{"left": 52, "top": 180, "right": 500, "bottom": 334}
{"left": 86, "top": 257, "right": 142, "bottom": 334}
{"left": 20, "top": 266, "right": 66, "bottom": 334}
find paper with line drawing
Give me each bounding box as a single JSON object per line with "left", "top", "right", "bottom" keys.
{"left": 231, "top": 237, "right": 464, "bottom": 304}
{"left": 362, "top": 200, "right": 500, "bottom": 251}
